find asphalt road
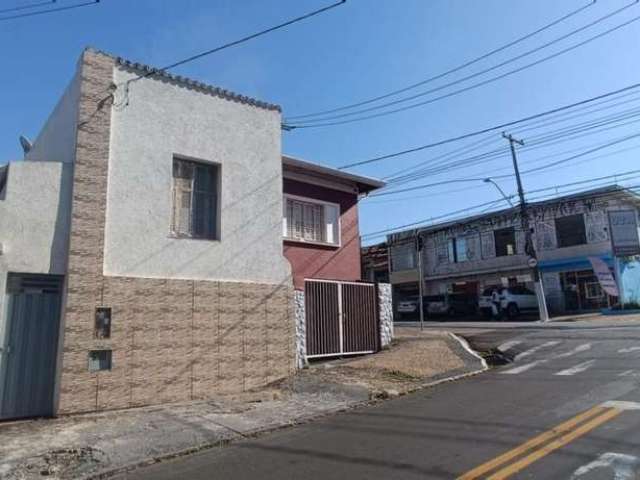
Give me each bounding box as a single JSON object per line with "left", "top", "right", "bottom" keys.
{"left": 120, "top": 320, "right": 640, "bottom": 479}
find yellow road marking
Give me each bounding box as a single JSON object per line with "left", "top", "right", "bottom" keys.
{"left": 487, "top": 407, "right": 621, "bottom": 479}
{"left": 457, "top": 405, "right": 609, "bottom": 480}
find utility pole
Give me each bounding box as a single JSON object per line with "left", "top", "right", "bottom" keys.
{"left": 502, "top": 132, "right": 550, "bottom": 322}
{"left": 415, "top": 234, "right": 425, "bottom": 331}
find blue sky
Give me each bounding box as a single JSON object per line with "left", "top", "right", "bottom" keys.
{"left": 2, "top": 0, "right": 640, "bottom": 244}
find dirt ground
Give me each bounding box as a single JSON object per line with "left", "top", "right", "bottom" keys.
{"left": 300, "top": 330, "right": 472, "bottom": 396}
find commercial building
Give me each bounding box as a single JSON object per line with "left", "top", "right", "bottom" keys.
{"left": 388, "top": 185, "right": 640, "bottom": 316}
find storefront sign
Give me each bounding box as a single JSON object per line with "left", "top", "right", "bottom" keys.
{"left": 588, "top": 256, "right": 619, "bottom": 297}
{"left": 608, "top": 210, "right": 640, "bottom": 256}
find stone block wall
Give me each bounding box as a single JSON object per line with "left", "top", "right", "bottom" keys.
{"left": 293, "top": 290, "right": 306, "bottom": 369}
{"left": 378, "top": 283, "right": 394, "bottom": 348}
{"left": 57, "top": 49, "right": 295, "bottom": 415}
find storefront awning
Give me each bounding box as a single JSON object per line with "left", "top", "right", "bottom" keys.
{"left": 538, "top": 254, "right": 613, "bottom": 273}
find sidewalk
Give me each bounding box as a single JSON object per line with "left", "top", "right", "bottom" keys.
{"left": 0, "top": 331, "right": 485, "bottom": 480}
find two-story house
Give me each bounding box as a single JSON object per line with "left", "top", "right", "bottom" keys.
{"left": 389, "top": 186, "right": 640, "bottom": 316}
{"left": 0, "top": 48, "right": 384, "bottom": 421}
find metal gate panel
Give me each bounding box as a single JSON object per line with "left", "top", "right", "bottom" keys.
{"left": 305, "top": 279, "right": 379, "bottom": 359}
{"left": 304, "top": 280, "right": 340, "bottom": 356}
{"left": 342, "top": 283, "right": 378, "bottom": 354}
{"left": 0, "top": 274, "right": 63, "bottom": 420}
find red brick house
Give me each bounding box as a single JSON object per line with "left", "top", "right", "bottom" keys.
{"left": 282, "top": 155, "right": 385, "bottom": 289}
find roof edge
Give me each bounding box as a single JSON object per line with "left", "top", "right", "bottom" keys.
{"left": 282, "top": 154, "right": 386, "bottom": 193}
{"left": 388, "top": 184, "right": 640, "bottom": 241}
{"left": 85, "top": 47, "right": 282, "bottom": 113}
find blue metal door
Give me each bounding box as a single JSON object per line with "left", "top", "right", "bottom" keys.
{"left": 0, "top": 274, "right": 63, "bottom": 420}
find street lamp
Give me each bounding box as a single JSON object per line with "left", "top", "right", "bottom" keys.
{"left": 484, "top": 178, "right": 515, "bottom": 207}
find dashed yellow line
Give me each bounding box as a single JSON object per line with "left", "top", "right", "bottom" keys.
{"left": 457, "top": 405, "right": 620, "bottom": 480}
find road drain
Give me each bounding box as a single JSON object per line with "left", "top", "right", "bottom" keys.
{"left": 481, "top": 347, "right": 515, "bottom": 366}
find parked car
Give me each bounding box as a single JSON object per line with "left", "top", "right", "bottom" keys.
{"left": 499, "top": 286, "right": 539, "bottom": 318}
{"left": 425, "top": 293, "right": 477, "bottom": 318}
{"left": 397, "top": 296, "right": 419, "bottom": 318}
{"left": 478, "top": 285, "right": 539, "bottom": 319}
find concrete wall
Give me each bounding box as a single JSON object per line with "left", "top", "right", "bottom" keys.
{"left": 0, "top": 161, "right": 72, "bottom": 365}
{"left": 25, "top": 71, "right": 81, "bottom": 164}
{"left": 283, "top": 178, "right": 361, "bottom": 290}
{"left": 104, "top": 65, "right": 291, "bottom": 285}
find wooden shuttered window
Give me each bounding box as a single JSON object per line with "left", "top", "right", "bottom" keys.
{"left": 171, "top": 158, "right": 218, "bottom": 239}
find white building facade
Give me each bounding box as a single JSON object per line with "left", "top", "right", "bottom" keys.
{"left": 0, "top": 49, "right": 295, "bottom": 420}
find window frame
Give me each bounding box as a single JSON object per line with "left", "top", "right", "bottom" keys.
{"left": 283, "top": 193, "right": 341, "bottom": 247}
{"left": 391, "top": 242, "right": 416, "bottom": 272}
{"left": 494, "top": 226, "right": 517, "bottom": 257}
{"left": 555, "top": 213, "right": 587, "bottom": 248}
{"left": 448, "top": 236, "right": 469, "bottom": 263}
{"left": 456, "top": 237, "right": 469, "bottom": 262}
{"left": 170, "top": 155, "right": 221, "bottom": 241}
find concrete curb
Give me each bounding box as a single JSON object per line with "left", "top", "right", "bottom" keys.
{"left": 449, "top": 332, "right": 489, "bottom": 371}
{"left": 80, "top": 334, "right": 490, "bottom": 480}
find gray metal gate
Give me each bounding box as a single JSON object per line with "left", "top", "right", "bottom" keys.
{"left": 304, "top": 279, "right": 379, "bottom": 359}
{"left": 0, "top": 274, "right": 63, "bottom": 420}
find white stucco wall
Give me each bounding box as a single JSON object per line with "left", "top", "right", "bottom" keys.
{"left": 104, "top": 67, "right": 291, "bottom": 284}
{"left": 25, "top": 71, "right": 80, "bottom": 164}
{"left": 0, "top": 161, "right": 72, "bottom": 348}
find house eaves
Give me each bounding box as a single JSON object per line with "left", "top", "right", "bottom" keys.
{"left": 282, "top": 155, "right": 385, "bottom": 195}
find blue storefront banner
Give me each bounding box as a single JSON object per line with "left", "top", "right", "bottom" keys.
{"left": 537, "top": 254, "right": 613, "bottom": 274}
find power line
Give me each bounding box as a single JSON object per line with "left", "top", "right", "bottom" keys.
{"left": 365, "top": 183, "right": 640, "bottom": 240}
{"left": 123, "top": 0, "right": 346, "bottom": 86}
{"left": 287, "top": 9, "right": 640, "bottom": 129}
{"left": 382, "top": 89, "right": 640, "bottom": 184}
{"left": 336, "top": 81, "right": 640, "bottom": 169}
{"left": 367, "top": 162, "right": 640, "bottom": 206}
{"left": 0, "top": 0, "right": 54, "bottom": 14}
{"left": 382, "top": 135, "right": 500, "bottom": 180}
{"left": 499, "top": 130, "right": 640, "bottom": 178}
{"left": 0, "top": 0, "right": 98, "bottom": 21}
{"left": 285, "top": 1, "right": 595, "bottom": 121}
{"left": 287, "top": 0, "right": 624, "bottom": 123}
{"left": 367, "top": 178, "right": 640, "bottom": 242}
{"left": 372, "top": 130, "right": 640, "bottom": 197}
{"left": 386, "top": 103, "right": 640, "bottom": 186}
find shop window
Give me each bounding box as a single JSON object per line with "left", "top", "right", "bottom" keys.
{"left": 494, "top": 227, "right": 516, "bottom": 256}
{"left": 555, "top": 214, "right": 587, "bottom": 248}
{"left": 585, "top": 282, "right": 604, "bottom": 299}
{"left": 88, "top": 350, "right": 112, "bottom": 372}
{"left": 95, "top": 307, "right": 111, "bottom": 339}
